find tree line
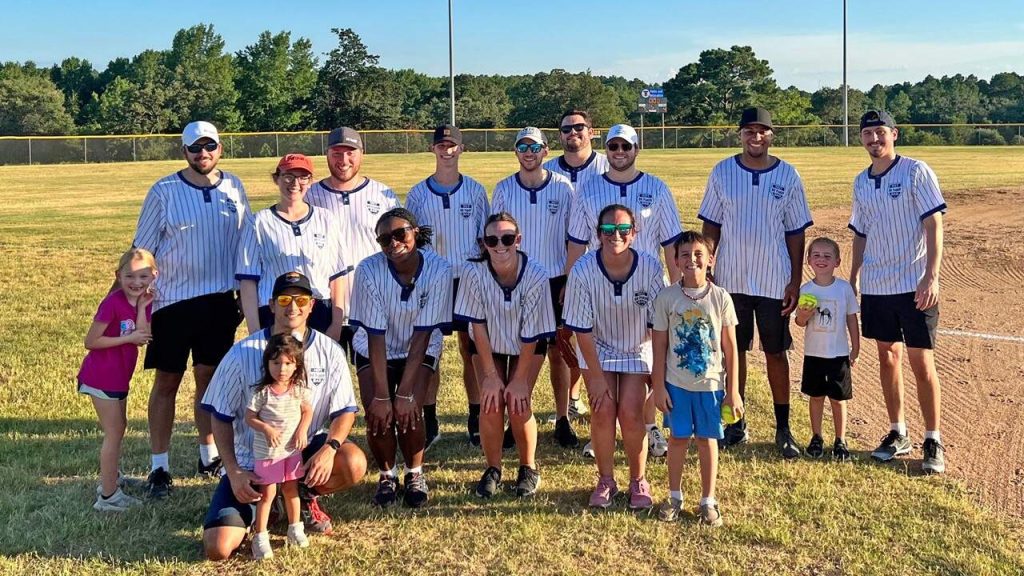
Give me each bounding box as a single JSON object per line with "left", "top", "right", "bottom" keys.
{"left": 2, "top": 25, "right": 1023, "bottom": 145}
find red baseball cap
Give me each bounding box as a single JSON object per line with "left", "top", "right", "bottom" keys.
{"left": 276, "top": 153, "right": 314, "bottom": 174}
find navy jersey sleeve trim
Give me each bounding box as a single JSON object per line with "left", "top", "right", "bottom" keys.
{"left": 235, "top": 274, "right": 260, "bottom": 281}
{"left": 847, "top": 223, "right": 867, "bottom": 238}
{"left": 329, "top": 270, "right": 348, "bottom": 281}
{"left": 697, "top": 214, "right": 722, "bottom": 227}
{"left": 660, "top": 231, "right": 684, "bottom": 247}
{"left": 567, "top": 234, "right": 589, "bottom": 245}
{"left": 565, "top": 323, "right": 593, "bottom": 334}
{"left": 454, "top": 314, "right": 485, "bottom": 324}
{"left": 920, "top": 203, "right": 947, "bottom": 221}
{"left": 414, "top": 322, "right": 450, "bottom": 332}
{"left": 784, "top": 220, "right": 813, "bottom": 236}
{"left": 330, "top": 406, "right": 359, "bottom": 419}
{"left": 349, "top": 319, "right": 385, "bottom": 335}
{"left": 522, "top": 331, "right": 555, "bottom": 343}
{"left": 201, "top": 403, "right": 235, "bottom": 423}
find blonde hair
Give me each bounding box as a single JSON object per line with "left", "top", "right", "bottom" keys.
{"left": 117, "top": 248, "right": 158, "bottom": 274}
{"left": 806, "top": 237, "right": 840, "bottom": 259}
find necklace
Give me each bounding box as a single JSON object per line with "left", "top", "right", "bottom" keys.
{"left": 680, "top": 282, "right": 711, "bottom": 302}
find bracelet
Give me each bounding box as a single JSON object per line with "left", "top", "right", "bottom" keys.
{"left": 395, "top": 393, "right": 415, "bottom": 402}
{"left": 372, "top": 396, "right": 391, "bottom": 402}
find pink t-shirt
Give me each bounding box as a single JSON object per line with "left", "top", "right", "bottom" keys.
{"left": 77, "top": 289, "right": 152, "bottom": 393}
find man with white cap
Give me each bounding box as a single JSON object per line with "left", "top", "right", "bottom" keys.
{"left": 131, "top": 120, "right": 251, "bottom": 499}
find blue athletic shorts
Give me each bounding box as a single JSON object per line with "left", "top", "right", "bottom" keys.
{"left": 666, "top": 386, "right": 725, "bottom": 440}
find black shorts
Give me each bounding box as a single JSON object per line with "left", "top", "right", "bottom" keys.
{"left": 466, "top": 337, "right": 548, "bottom": 357}
{"left": 549, "top": 275, "right": 568, "bottom": 333}
{"left": 338, "top": 325, "right": 356, "bottom": 361}
{"left": 257, "top": 299, "right": 333, "bottom": 334}
{"left": 353, "top": 353, "right": 440, "bottom": 377}
{"left": 731, "top": 293, "right": 792, "bottom": 354}
{"left": 202, "top": 432, "right": 330, "bottom": 530}
{"left": 800, "top": 356, "right": 853, "bottom": 401}
{"left": 145, "top": 292, "right": 241, "bottom": 372}
{"left": 450, "top": 278, "right": 468, "bottom": 333}
{"left": 861, "top": 293, "right": 938, "bottom": 349}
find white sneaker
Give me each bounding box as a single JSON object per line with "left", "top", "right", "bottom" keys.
{"left": 569, "top": 397, "right": 589, "bottom": 420}
{"left": 582, "top": 441, "right": 595, "bottom": 459}
{"left": 648, "top": 427, "right": 669, "bottom": 458}
{"left": 93, "top": 487, "right": 142, "bottom": 512}
{"left": 252, "top": 531, "right": 274, "bottom": 560}
{"left": 287, "top": 523, "right": 310, "bottom": 548}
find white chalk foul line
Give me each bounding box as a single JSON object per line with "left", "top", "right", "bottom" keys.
{"left": 937, "top": 329, "right": 1024, "bottom": 344}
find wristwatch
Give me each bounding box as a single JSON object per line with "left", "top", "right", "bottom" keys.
{"left": 325, "top": 438, "right": 341, "bottom": 451}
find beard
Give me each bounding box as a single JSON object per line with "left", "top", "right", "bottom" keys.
{"left": 187, "top": 157, "right": 217, "bottom": 175}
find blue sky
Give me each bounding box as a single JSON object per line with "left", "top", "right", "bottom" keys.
{"left": 5, "top": 0, "right": 1022, "bottom": 90}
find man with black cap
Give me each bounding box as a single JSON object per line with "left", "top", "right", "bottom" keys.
{"left": 405, "top": 125, "right": 490, "bottom": 448}
{"left": 306, "top": 127, "right": 400, "bottom": 356}
{"left": 201, "top": 271, "right": 367, "bottom": 560}
{"left": 850, "top": 110, "right": 947, "bottom": 474}
{"left": 697, "top": 107, "right": 814, "bottom": 459}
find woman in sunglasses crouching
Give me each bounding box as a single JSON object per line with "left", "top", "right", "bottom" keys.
{"left": 563, "top": 204, "right": 668, "bottom": 510}
{"left": 348, "top": 208, "right": 453, "bottom": 508}
{"left": 455, "top": 212, "right": 557, "bottom": 498}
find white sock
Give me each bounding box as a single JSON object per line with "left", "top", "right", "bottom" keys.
{"left": 199, "top": 443, "right": 219, "bottom": 466}
{"left": 405, "top": 465, "right": 423, "bottom": 475}
{"left": 891, "top": 422, "right": 907, "bottom": 437}
{"left": 288, "top": 522, "right": 304, "bottom": 533}
{"left": 381, "top": 466, "right": 398, "bottom": 478}
{"left": 151, "top": 452, "right": 169, "bottom": 472}
{"left": 924, "top": 430, "right": 941, "bottom": 443}
{"left": 700, "top": 496, "right": 718, "bottom": 507}
{"left": 669, "top": 490, "right": 683, "bottom": 502}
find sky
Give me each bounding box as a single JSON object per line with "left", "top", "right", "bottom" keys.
{"left": 4, "top": 0, "right": 1022, "bottom": 91}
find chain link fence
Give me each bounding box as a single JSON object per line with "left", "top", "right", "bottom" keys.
{"left": 1, "top": 124, "right": 1022, "bottom": 165}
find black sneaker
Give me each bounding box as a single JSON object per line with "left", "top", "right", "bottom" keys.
{"left": 300, "top": 495, "right": 333, "bottom": 534}
{"left": 468, "top": 414, "right": 481, "bottom": 447}
{"left": 146, "top": 467, "right": 172, "bottom": 500}
{"left": 515, "top": 465, "right": 541, "bottom": 498}
{"left": 871, "top": 430, "right": 912, "bottom": 462}
{"left": 832, "top": 438, "right": 852, "bottom": 462}
{"left": 373, "top": 474, "right": 399, "bottom": 508}
{"left": 922, "top": 438, "right": 946, "bottom": 474}
{"left": 775, "top": 428, "right": 801, "bottom": 459}
{"left": 806, "top": 434, "right": 825, "bottom": 459}
{"left": 403, "top": 472, "right": 429, "bottom": 508}
{"left": 553, "top": 416, "right": 580, "bottom": 448}
{"left": 502, "top": 424, "right": 516, "bottom": 450}
{"left": 197, "top": 457, "right": 223, "bottom": 478}
{"left": 475, "top": 466, "right": 502, "bottom": 498}
{"left": 721, "top": 419, "right": 749, "bottom": 449}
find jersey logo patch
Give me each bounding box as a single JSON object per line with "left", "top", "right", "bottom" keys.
{"left": 418, "top": 291, "right": 428, "bottom": 309}
{"left": 313, "top": 233, "right": 327, "bottom": 248}
{"left": 770, "top": 184, "right": 786, "bottom": 199}
{"left": 459, "top": 203, "right": 473, "bottom": 218}
{"left": 633, "top": 290, "right": 651, "bottom": 307}
{"left": 222, "top": 198, "right": 238, "bottom": 213}
{"left": 546, "top": 199, "right": 560, "bottom": 214}
{"left": 366, "top": 201, "right": 381, "bottom": 215}
{"left": 637, "top": 191, "right": 654, "bottom": 207}
{"left": 887, "top": 182, "right": 903, "bottom": 198}
{"left": 308, "top": 367, "right": 326, "bottom": 387}
{"left": 119, "top": 319, "right": 136, "bottom": 337}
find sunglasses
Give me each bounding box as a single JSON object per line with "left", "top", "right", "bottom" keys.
{"left": 598, "top": 223, "right": 634, "bottom": 236}
{"left": 606, "top": 142, "right": 634, "bottom": 152}
{"left": 559, "top": 123, "right": 588, "bottom": 134}
{"left": 185, "top": 141, "right": 219, "bottom": 154}
{"left": 279, "top": 173, "right": 313, "bottom": 185}
{"left": 276, "top": 294, "right": 312, "bottom": 307}
{"left": 516, "top": 142, "right": 544, "bottom": 154}
{"left": 376, "top": 225, "right": 415, "bottom": 247}
{"left": 483, "top": 233, "right": 518, "bottom": 248}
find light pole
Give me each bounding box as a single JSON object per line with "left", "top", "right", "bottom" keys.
{"left": 448, "top": 0, "right": 456, "bottom": 125}
{"left": 843, "top": 0, "right": 849, "bottom": 146}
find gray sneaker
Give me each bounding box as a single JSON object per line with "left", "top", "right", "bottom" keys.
{"left": 251, "top": 531, "right": 274, "bottom": 560}
{"left": 657, "top": 498, "right": 682, "bottom": 522}
{"left": 921, "top": 438, "right": 946, "bottom": 474}
{"left": 871, "top": 430, "right": 912, "bottom": 462}
{"left": 93, "top": 487, "right": 142, "bottom": 512}
{"left": 698, "top": 503, "right": 723, "bottom": 527}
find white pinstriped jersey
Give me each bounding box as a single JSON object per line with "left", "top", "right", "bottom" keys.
{"left": 349, "top": 250, "right": 452, "bottom": 360}
{"left": 567, "top": 172, "right": 684, "bottom": 258}
{"left": 697, "top": 156, "right": 814, "bottom": 299}
{"left": 848, "top": 155, "right": 947, "bottom": 295}
{"left": 454, "top": 254, "right": 557, "bottom": 355}
{"left": 236, "top": 204, "right": 349, "bottom": 305}
{"left": 543, "top": 151, "right": 610, "bottom": 188}
{"left": 563, "top": 249, "right": 668, "bottom": 373}
{"left": 405, "top": 175, "right": 489, "bottom": 278}
{"left": 132, "top": 170, "right": 250, "bottom": 311}
{"left": 490, "top": 171, "right": 575, "bottom": 278}
{"left": 200, "top": 329, "right": 358, "bottom": 471}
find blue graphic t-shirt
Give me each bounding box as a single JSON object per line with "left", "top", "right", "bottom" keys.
{"left": 652, "top": 282, "right": 737, "bottom": 392}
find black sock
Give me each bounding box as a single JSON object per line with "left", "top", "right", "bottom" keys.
{"left": 467, "top": 403, "right": 480, "bottom": 434}
{"left": 423, "top": 403, "right": 438, "bottom": 428}
{"left": 773, "top": 403, "right": 790, "bottom": 430}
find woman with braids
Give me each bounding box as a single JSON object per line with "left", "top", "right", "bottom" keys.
{"left": 348, "top": 208, "right": 453, "bottom": 508}
{"left": 454, "top": 212, "right": 556, "bottom": 498}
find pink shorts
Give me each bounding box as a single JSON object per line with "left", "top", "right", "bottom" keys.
{"left": 253, "top": 452, "right": 305, "bottom": 485}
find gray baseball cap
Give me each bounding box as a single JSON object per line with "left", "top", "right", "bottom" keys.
{"left": 328, "top": 127, "right": 363, "bottom": 150}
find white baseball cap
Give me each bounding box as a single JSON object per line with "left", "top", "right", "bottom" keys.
{"left": 515, "top": 126, "right": 547, "bottom": 146}
{"left": 605, "top": 124, "right": 639, "bottom": 145}
{"left": 181, "top": 121, "right": 221, "bottom": 146}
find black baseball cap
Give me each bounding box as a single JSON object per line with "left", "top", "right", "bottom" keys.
{"left": 739, "top": 107, "right": 773, "bottom": 130}
{"left": 327, "top": 127, "right": 363, "bottom": 150}
{"left": 272, "top": 271, "right": 313, "bottom": 297}
{"left": 433, "top": 124, "right": 462, "bottom": 145}
{"left": 859, "top": 110, "right": 896, "bottom": 130}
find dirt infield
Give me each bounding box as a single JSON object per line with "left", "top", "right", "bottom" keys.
{"left": 781, "top": 185, "right": 1024, "bottom": 518}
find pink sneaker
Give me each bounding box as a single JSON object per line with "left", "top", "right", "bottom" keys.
{"left": 588, "top": 475, "right": 618, "bottom": 508}
{"left": 628, "top": 478, "right": 653, "bottom": 510}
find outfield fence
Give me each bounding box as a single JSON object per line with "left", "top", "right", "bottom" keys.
{"left": 1, "top": 124, "right": 1022, "bottom": 166}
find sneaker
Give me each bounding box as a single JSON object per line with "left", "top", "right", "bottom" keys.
{"left": 403, "top": 472, "right": 429, "bottom": 508}
{"left": 425, "top": 429, "right": 442, "bottom": 452}
{"left": 286, "top": 523, "right": 309, "bottom": 548}
{"left": 922, "top": 438, "right": 946, "bottom": 474}
{"left": 146, "top": 467, "right": 172, "bottom": 500}
{"left": 775, "top": 428, "right": 801, "bottom": 459}
{"left": 197, "top": 456, "right": 223, "bottom": 478}
{"left": 589, "top": 475, "right": 618, "bottom": 509}
{"left": 502, "top": 424, "right": 516, "bottom": 450}
{"left": 832, "top": 438, "right": 852, "bottom": 462}
{"left": 721, "top": 419, "right": 749, "bottom": 448}
{"left": 569, "top": 396, "right": 588, "bottom": 421}
{"left": 553, "top": 417, "right": 580, "bottom": 448}
{"left": 475, "top": 466, "right": 502, "bottom": 498}
{"left": 806, "top": 434, "right": 825, "bottom": 459}
{"left": 515, "top": 465, "right": 541, "bottom": 498}
{"left": 93, "top": 487, "right": 142, "bottom": 512}
{"left": 251, "top": 531, "right": 273, "bottom": 560}
{"left": 657, "top": 498, "right": 682, "bottom": 522}
{"left": 698, "top": 503, "right": 723, "bottom": 527}
{"left": 95, "top": 473, "right": 141, "bottom": 496}
{"left": 871, "top": 430, "right": 912, "bottom": 462}
{"left": 628, "top": 478, "right": 654, "bottom": 510}
{"left": 300, "top": 495, "right": 333, "bottom": 534}
{"left": 647, "top": 427, "right": 668, "bottom": 458}
{"left": 373, "top": 474, "right": 399, "bottom": 508}
{"left": 581, "top": 441, "right": 595, "bottom": 459}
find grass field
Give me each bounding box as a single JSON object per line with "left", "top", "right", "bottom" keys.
{"left": 1, "top": 147, "right": 1022, "bottom": 575}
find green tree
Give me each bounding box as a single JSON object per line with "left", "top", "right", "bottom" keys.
{"left": 314, "top": 28, "right": 383, "bottom": 128}
{"left": 663, "top": 46, "right": 779, "bottom": 125}
{"left": 165, "top": 24, "right": 240, "bottom": 130}
{"left": 507, "top": 69, "right": 623, "bottom": 128}
{"left": 810, "top": 86, "right": 866, "bottom": 125}
{"left": 50, "top": 57, "right": 98, "bottom": 125}
{"left": 235, "top": 31, "right": 318, "bottom": 131}
{"left": 0, "top": 68, "right": 75, "bottom": 135}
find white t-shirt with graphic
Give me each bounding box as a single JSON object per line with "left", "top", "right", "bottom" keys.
{"left": 799, "top": 278, "right": 859, "bottom": 359}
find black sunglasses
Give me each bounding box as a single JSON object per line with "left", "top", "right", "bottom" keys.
{"left": 606, "top": 142, "right": 634, "bottom": 152}
{"left": 559, "top": 123, "right": 588, "bottom": 134}
{"left": 375, "top": 226, "right": 415, "bottom": 247}
{"left": 483, "top": 233, "right": 518, "bottom": 248}
{"left": 185, "top": 141, "right": 219, "bottom": 154}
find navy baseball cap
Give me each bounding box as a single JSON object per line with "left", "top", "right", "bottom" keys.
{"left": 328, "top": 127, "right": 363, "bottom": 150}
{"left": 272, "top": 271, "right": 313, "bottom": 297}
{"left": 859, "top": 110, "right": 896, "bottom": 130}
{"left": 433, "top": 125, "right": 462, "bottom": 145}
{"left": 739, "top": 107, "right": 773, "bottom": 130}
